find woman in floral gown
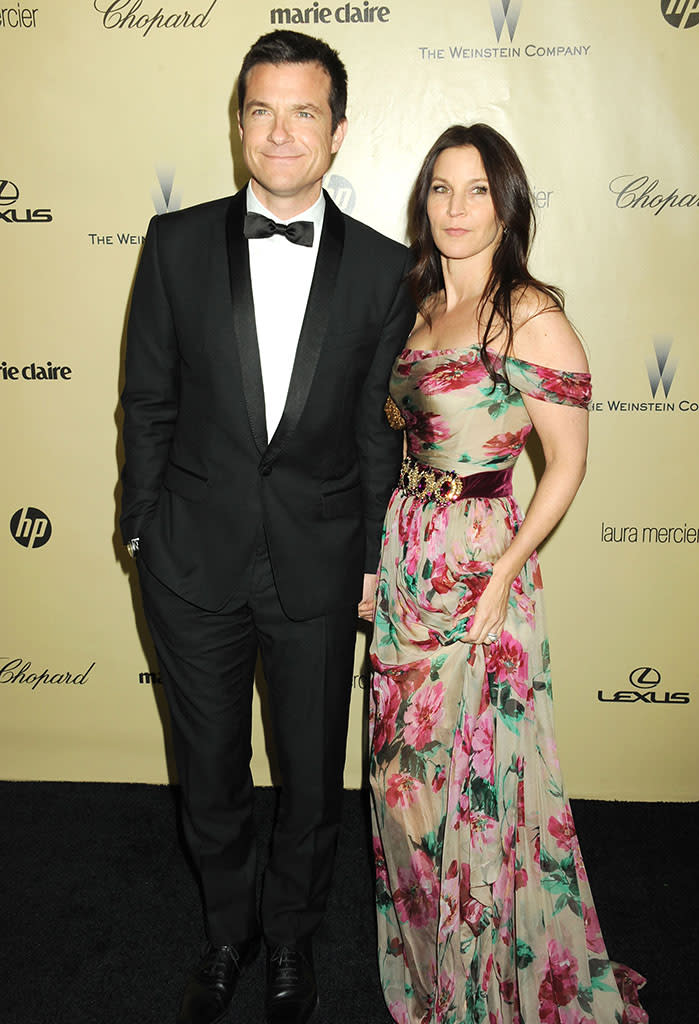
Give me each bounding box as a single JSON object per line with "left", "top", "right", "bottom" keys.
{"left": 367, "top": 125, "right": 647, "bottom": 1024}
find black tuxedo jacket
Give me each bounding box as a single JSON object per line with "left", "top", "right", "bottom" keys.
{"left": 120, "top": 188, "right": 414, "bottom": 618}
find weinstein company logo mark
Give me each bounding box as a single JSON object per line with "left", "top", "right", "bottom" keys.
{"left": 89, "top": 166, "right": 178, "bottom": 247}
{"left": 92, "top": 0, "right": 218, "bottom": 36}
{"left": 647, "top": 337, "right": 677, "bottom": 399}
{"left": 588, "top": 337, "right": 698, "bottom": 414}
{"left": 489, "top": 0, "right": 522, "bottom": 41}
{"left": 609, "top": 175, "right": 699, "bottom": 215}
{"left": 661, "top": 0, "right": 699, "bottom": 29}
{"left": 598, "top": 666, "right": 690, "bottom": 705}
{"left": 421, "top": 0, "right": 589, "bottom": 62}
{"left": 152, "top": 165, "right": 181, "bottom": 215}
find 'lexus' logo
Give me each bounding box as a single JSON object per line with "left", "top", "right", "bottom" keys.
{"left": 646, "top": 337, "right": 677, "bottom": 398}
{"left": 598, "top": 665, "right": 688, "bottom": 705}
{"left": 489, "top": 0, "right": 522, "bottom": 42}
{"left": 661, "top": 0, "right": 699, "bottom": 30}
{"left": 629, "top": 667, "right": 661, "bottom": 688}
{"left": 0, "top": 179, "right": 20, "bottom": 205}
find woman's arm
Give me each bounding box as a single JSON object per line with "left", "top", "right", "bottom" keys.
{"left": 464, "top": 304, "right": 589, "bottom": 645}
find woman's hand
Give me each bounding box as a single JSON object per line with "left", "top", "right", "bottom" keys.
{"left": 358, "top": 573, "right": 378, "bottom": 622}
{"left": 463, "top": 569, "right": 512, "bottom": 645}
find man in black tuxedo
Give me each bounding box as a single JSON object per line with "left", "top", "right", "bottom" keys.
{"left": 120, "top": 29, "right": 413, "bottom": 1024}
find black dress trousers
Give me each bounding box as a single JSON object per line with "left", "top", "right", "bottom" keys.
{"left": 138, "top": 530, "right": 358, "bottom": 947}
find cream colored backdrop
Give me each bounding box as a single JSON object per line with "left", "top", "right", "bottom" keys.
{"left": 2, "top": 0, "right": 697, "bottom": 799}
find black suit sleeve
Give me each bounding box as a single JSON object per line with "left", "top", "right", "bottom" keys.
{"left": 356, "top": 251, "right": 415, "bottom": 573}
{"left": 119, "top": 215, "right": 179, "bottom": 542}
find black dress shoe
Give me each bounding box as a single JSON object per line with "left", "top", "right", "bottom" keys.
{"left": 177, "top": 942, "right": 256, "bottom": 1024}
{"left": 265, "top": 945, "right": 318, "bottom": 1024}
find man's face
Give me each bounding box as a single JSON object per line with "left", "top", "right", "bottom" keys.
{"left": 238, "top": 61, "right": 347, "bottom": 217}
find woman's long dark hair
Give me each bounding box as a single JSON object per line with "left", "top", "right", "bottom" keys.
{"left": 407, "top": 123, "right": 564, "bottom": 384}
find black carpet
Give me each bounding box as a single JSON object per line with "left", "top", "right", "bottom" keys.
{"left": 1, "top": 783, "right": 693, "bottom": 1023}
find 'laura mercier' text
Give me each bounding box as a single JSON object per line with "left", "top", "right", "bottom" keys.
{"left": 0, "top": 5, "right": 38, "bottom": 28}
{"left": 601, "top": 522, "right": 699, "bottom": 544}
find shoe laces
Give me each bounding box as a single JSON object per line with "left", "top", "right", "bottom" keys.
{"left": 270, "top": 946, "right": 301, "bottom": 985}
{"left": 200, "top": 944, "right": 241, "bottom": 985}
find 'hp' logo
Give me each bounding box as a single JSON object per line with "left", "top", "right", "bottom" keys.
{"left": 324, "top": 174, "right": 356, "bottom": 215}
{"left": 646, "top": 337, "right": 677, "bottom": 398}
{"left": 10, "top": 507, "right": 52, "bottom": 549}
{"left": 661, "top": 0, "right": 699, "bottom": 29}
{"left": 489, "top": 0, "right": 523, "bottom": 41}
{"left": 151, "top": 165, "right": 182, "bottom": 215}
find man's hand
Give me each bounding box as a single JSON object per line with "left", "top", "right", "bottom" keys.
{"left": 358, "top": 573, "right": 378, "bottom": 622}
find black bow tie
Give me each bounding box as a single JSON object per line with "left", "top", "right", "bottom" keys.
{"left": 243, "top": 211, "right": 314, "bottom": 247}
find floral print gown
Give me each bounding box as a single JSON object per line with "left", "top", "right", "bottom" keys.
{"left": 369, "top": 346, "right": 647, "bottom": 1024}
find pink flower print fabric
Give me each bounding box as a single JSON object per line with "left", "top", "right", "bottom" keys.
{"left": 370, "top": 348, "right": 645, "bottom": 1023}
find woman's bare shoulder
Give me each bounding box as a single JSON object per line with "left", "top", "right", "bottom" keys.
{"left": 408, "top": 293, "right": 446, "bottom": 341}
{"left": 511, "top": 286, "right": 588, "bottom": 373}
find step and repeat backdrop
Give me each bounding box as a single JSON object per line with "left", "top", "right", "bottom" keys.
{"left": 2, "top": 1, "right": 697, "bottom": 799}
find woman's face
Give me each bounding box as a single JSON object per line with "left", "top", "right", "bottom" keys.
{"left": 426, "top": 145, "right": 503, "bottom": 263}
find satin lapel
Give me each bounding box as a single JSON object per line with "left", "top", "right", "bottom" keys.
{"left": 261, "top": 193, "right": 345, "bottom": 470}
{"left": 225, "top": 190, "right": 268, "bottom": 454}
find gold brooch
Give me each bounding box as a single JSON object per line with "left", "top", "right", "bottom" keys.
{"left": 384, "top": 395, "right": 406, "bottom": 430}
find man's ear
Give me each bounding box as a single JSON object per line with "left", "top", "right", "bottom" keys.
{"left": 331, "top": 117, "right": 348, "bottom": 155}
{"left": 237, "top": 110, "right": 243, "bottom": 141}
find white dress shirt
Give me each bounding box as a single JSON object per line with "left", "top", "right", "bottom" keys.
{"left": 246, "top": 183, "right": 325, "bottom": 439}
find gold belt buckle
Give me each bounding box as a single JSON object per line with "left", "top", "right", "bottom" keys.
{"left": 435, "top": 471, "right": 461, "bottom": 506}
{"left": 400, "top": 457, "right": 462, "bottom": 506}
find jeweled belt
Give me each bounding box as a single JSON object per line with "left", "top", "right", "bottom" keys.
{"left": 399, "top": 454, "right": 513, "bottom": 507}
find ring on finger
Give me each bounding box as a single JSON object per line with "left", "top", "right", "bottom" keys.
{"left": 486, "top": 632, "right": 498, "bottom": 643}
